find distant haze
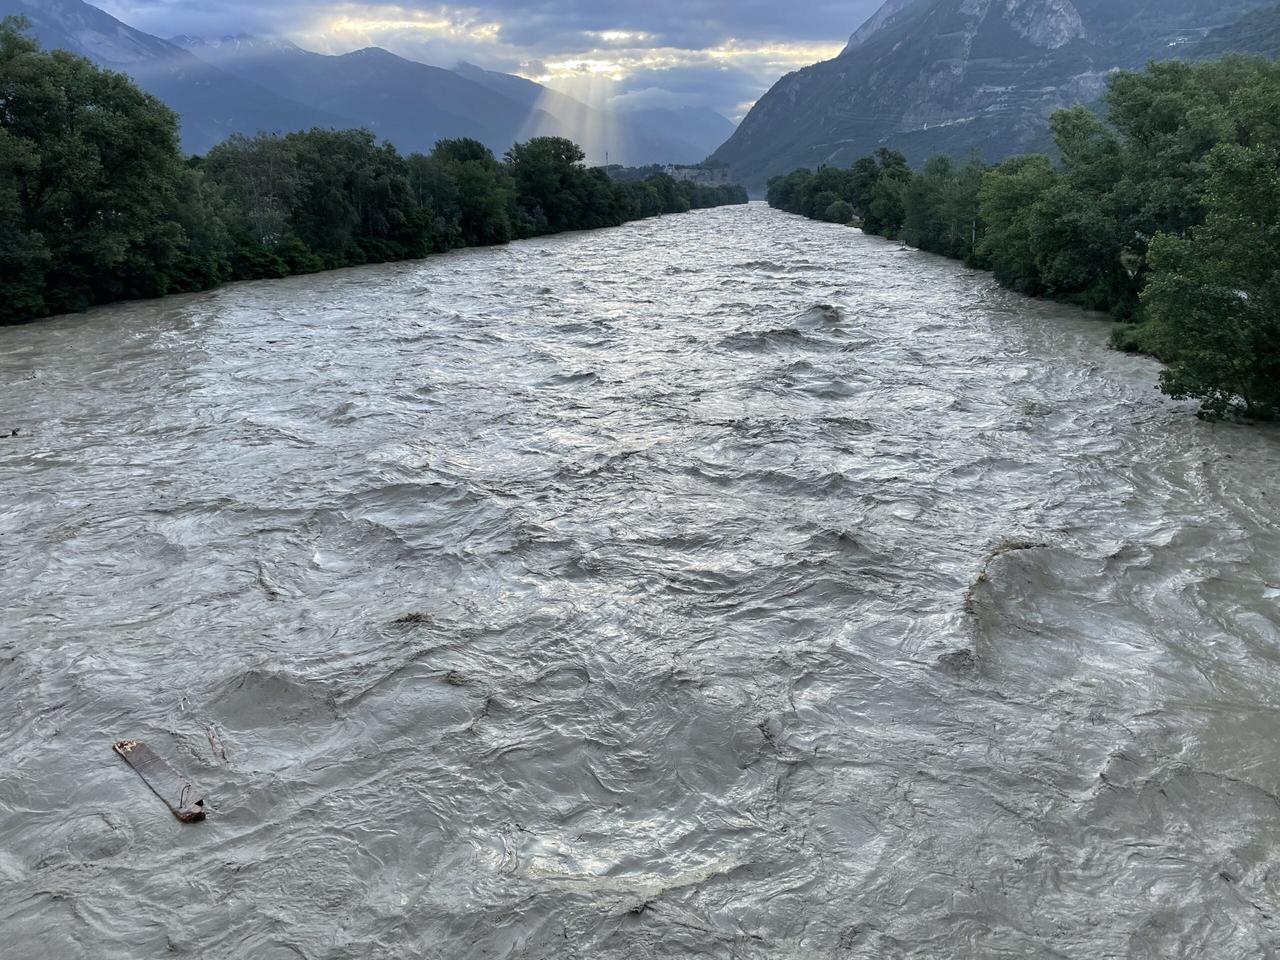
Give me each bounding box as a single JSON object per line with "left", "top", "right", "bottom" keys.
{"left": 93, "top": 0, "right": 884, "bottom": 121}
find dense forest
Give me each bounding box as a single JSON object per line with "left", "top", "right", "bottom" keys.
{"left": 768, "top": 56, "right": 1280, "bottom": 421}
{"left": 0, "top": 18, "right": 747, "bottom": 326}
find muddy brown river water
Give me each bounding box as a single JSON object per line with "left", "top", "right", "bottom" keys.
{"left": 2, "top": 204, "right": 1279, "bottom": 959}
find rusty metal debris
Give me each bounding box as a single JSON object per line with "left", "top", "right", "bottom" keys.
{"left": 113, "top": 740, "right": 206, "bottom": 823}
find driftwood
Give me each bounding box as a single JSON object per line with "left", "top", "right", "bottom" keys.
{"left": 113, "top": 740, "right": 207, "bottom": 823}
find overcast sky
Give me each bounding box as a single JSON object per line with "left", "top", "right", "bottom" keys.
{"left": 95, "top": 1, "right": 886, "bottom": 119}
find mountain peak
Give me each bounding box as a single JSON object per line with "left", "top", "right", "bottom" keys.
{"left": 345, "top": 46, "right": 402, "bottom": 62}
{"left": 844, "top": 0, "right": 1086, "bottom": 57}
{"left": 169, "top": 33, "right": 303, "bottom": 54}
{"left": 843, "top": 0, "right": 928, "bottom": 54}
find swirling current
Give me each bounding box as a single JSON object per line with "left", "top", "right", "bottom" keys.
{"left": 2, "top": 204, "right": 1279, "bottom": 959}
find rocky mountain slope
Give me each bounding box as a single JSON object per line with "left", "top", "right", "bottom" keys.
{"left": 713, "top": 0, "right": 1278, "bottom": 189}
{"left": 1191, "top": 4, "right": 1280, "bottom": 59}
{"left": 2, "top": 0, "right": 732, "bottom": 164}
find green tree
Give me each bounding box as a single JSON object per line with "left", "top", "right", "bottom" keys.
{"left": 617, "top": 177, "right": 663, "bottom": 220}
{"left": 1, "top": 16, "right": 189, "bottom": 318}
{"left": 862, "top": 149, "right": 911, "bottom": 238}
{"left": 204, "top": 133, "right": 301, "bottom": 277}
{"left": 1023, "top": 108, "right": 1137, "bottom": 313}
{"left": 168, "top": 161, "right": 231, "bottom": 292}
{"left": 939, "top": 158, "right": 986, "bottom": 264}
{"left": 1105, "top": 55, "right": 1280, "bottom": 267}
{"left": 978, "top": 155, "right": 1058, "bottom": 294}
{"left": 284, "top": 129, "right": 419, "bottom": 267}
{"left": 407, "top": 152, "right": 464, "bottom": 252}
{"left": 431, "top": 138, "right": 514, "bottom": 247}
{"left": 0, "top": 124, "right": 49, "bottom": 319}
{"left": 847, "top": 156, "right": 882, "bottom": 216}
{"left": 648, "top": 173, "right": 690, "bottom": 214}
{"left": 801, "top": 166, "right": 852, "bottom": 219}
{"left": 1142, "top": 142, "right": 1280, "bottom": 419}
{"left": 766, "top": 168, "right": 813, "bottom": 214}
{"left": 823, "top": 199, "right": 856, "bottom": 224}
{"left": 901, "top": 155, "right": 953, "bottom": 253}
{"left": 507, "top": 136, "right": 594, "bottom": 235}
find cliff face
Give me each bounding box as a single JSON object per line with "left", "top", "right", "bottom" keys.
{"left": 714, "top": 0, "right": 1277, "bottom": 189}
{"left": 842, "top": 0, "right": 928, "bottom": 53}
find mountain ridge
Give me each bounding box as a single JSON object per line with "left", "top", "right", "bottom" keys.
{"left": 168, "top": 32, "right": 556, "bottom": 156}
{"left": 0, "top": 0, "right": 351, "bottom": 151}
{"left": 170, "top": 30, "right": 735, "bottom": 164}
{"left": 2, "top": 0, "right": 733, "bottom": 164}
{"left": 714, "top": 0, "right": 1279, "bottom": 189}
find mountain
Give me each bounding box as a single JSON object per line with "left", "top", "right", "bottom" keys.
{"left": 843, "top": 0, "right": 926, "bottom": 53}
{"left": 167, "top": 29, "right": 737, "bottom": 164}
{"left": 168, "top": 35, "right": 560, "bottom": 157}
{"left": 0, "top": 0, "right": 350, "bottom": 153}
{"left": 623, "top": 106, "right": 736, "bottom": 160}
{"left": 1, "top": 0, "right": 733, "bottom": 164}
{"left": 179, "top": 38, "right": 733, "bottom": 165}
{"left": 712, "top": 0, "right": 1279, "bottom": 190}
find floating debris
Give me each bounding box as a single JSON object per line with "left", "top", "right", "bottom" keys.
{"left": 937, "top": 648, "right": 978, "bottom": 675}
{"left": 113, "top": 740, "right": 206, "bottom": 823}
{"left": 206, "top": 725, "right": 229, "bottom": 764}
{"left": 254, "top": 561, "right": 286, "bottom": 601}
{"left": 391, "top": 611, "right": 433, "bottom": 626}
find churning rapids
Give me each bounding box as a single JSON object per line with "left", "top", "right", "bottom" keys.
{"left": 2, "top": 204, "right": 1279, "bottom": 959}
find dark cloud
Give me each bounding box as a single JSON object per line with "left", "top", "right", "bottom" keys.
{"left": 97, "top": 0, "right": 886, "bottom": 120}
{"left": 471, "top": 0, "right": 870, "bottom": 46}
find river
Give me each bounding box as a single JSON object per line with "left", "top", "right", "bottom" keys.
{"left": 1, "top": 204, "right": 1279, "bottom": 959}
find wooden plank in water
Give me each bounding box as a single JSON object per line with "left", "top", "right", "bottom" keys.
{"left": 113, "top": 740, "right": 207, "bottom": 823}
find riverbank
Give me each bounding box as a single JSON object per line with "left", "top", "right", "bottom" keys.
{"left": 0, "top": 19, "right": 747, "bottom": 328}
{"left": 765, "top": 55, "right": 1280, "bottom": 421}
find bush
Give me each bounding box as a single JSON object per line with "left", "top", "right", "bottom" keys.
{"left": 823, "top": 200, "right": 855, "bottom": 224}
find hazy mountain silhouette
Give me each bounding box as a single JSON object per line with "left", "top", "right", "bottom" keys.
{"left": 0, "top": 0, "right": 349, "bottom": 151}
{"left": 0, "top": 0, "right": 733, "bottom": 163}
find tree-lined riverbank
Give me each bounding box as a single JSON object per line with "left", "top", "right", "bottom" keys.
{"left": 0, "top": 18, "right": 747, "bottom": 326}
{"left": 767, "top": 56, "right": 1280, "bottom": 421}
